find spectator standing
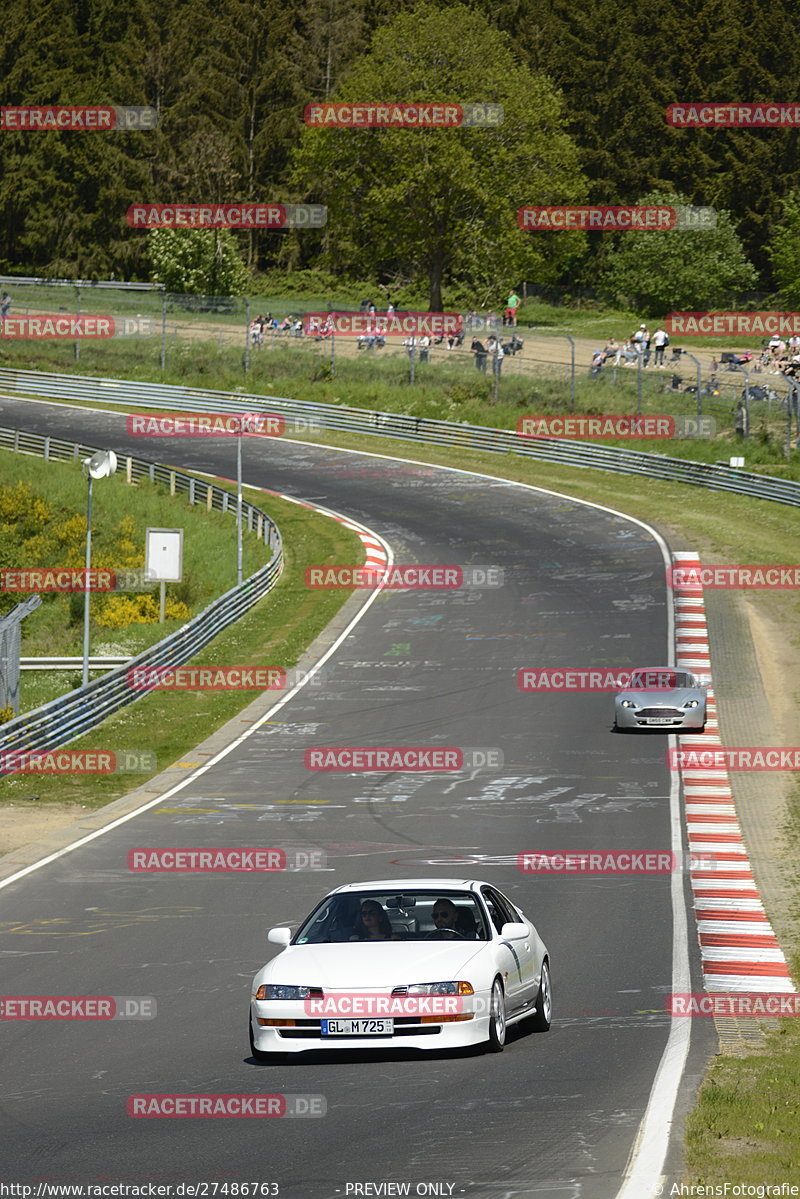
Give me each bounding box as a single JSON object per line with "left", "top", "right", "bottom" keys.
{"left": 487, "top": 335, "right": 504, "bottom": 375}
{"left": 419, "top": 334, "right": 430, "bottom": 363}
{"left": 652, "top": 326, "right": 669, "bottom": 367}
{"left": 0, "top": 291, "right": 9, "bottom": 320}
{"left": 504, "top": 290, "right": 521, "bottom": 326}
{"left": 471, "top": 338, "right": 488, "bottom": 373}
{"left": 404, "top": 335, "right": 417, "bottom": 361}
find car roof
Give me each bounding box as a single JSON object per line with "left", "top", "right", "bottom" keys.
{"left": 330, "top": 879, "right": 481, "bottom": 894}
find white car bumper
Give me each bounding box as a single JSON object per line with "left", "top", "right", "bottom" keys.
{"left": 250, "top": 1000, "right": 491, "bottom": 1054}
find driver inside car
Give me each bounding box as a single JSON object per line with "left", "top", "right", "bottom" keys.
{"left": 431, "top": 898, "right": 478, "bottom": 939}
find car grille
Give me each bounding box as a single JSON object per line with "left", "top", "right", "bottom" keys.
{"left": 637, "top": 708, "right": 685, "bottom": 718}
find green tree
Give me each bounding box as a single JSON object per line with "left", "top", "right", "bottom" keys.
{"left": 767, "top": 190, "right": 800, "bottom": 307}
{"left": 293, "top": 1, "right": 587, "bottom": 310}
{"left": 0, "top": 0, "right": 156, "bottom": 278}
{"left": 596, "top": 190, "right": 758, "bottom": 313}
{"left": 148, "top": 227, "right": 250, "bottom": 295}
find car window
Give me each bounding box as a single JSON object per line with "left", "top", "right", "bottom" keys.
{"left": 493, "top": 887, "right": 524, "bottom": 923}
{"left": 293, "top": 890, "right": 490, "bottom": 944}
{"left": 480, "top": 886, "right": 518, "bottom": 934}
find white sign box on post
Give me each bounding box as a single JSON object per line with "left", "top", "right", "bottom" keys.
{"left": 145, "top": 528, "right": 184, "bottom": 622}
{"left": 145, "top": 528, "right": 184, "bottom": 582}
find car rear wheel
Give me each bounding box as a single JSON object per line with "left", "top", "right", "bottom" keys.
{"left": 530, "top": 959, "right": 552, "bottom": 1032}
{"left": 486, "top": 978, "right": 506, "bottom": 1052}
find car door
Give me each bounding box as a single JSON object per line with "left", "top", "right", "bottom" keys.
{"left": 494, "top": 887, "right": 539, "bottom": 1005}
{"left": 480, "top": 886, "right": 534, "bottom": 1014}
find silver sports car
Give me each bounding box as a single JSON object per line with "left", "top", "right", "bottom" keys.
{"left": 614, "top": 667, "right": 707, "bottom": 731}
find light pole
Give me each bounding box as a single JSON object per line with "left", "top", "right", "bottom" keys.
{"left": 236, "top": 426, "right": 243, "bottom": 586}
{"left": 81, "top": 450, "right": 117, "bottom": 687}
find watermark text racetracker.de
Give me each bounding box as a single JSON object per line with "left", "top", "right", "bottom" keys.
{"left": 127, "top": 204, "right": 326, "bottom": 229}
{"left": 518, "top": 850, "right": 724, "bottom": 874}
{"left": 305, "top": 564, "right": 503, "bottom": 589}
{"left": 0, "top": 750, "right": 156, "bottom": 775}
{"left": 304, "top": 747, "right": 503, "bottom": 771}
{"left": 128, "top": 847, "right": 327, "bottom": 871}
{"left": 518, "top": 204, "right": 716, "bottom": 231}
{"left": 1, "top": 568, "right": 116, "bottom": 592}
{"left": 125, "top": 412, "right": 286, "bottom": 438}
{"left": 0, "top": 105, "right": 157, "bottom": 130}
{"left": 668, "top": 747, "right": 800, "bottom": 771}
{"left": 666, "top": 311, "right": 800, "bottom": 336}
{"left": 127, "top": 1094, "right": 325, "bottom": 1118}
{"left": 668, "top": 564, "right": 800, "bottom": 590}
{"left": 517, "top": 415, "right": 715, "bottom": 440}
{"left": 303, "top": 311, "right": 462, "bottom": 338}
{"left": 303, "top": 101, "right": 503, "bottom": 127}
{"left": 0, "top": 316, "right": 154, "bottom": 340}
{"left": 666, "top": 101, "right": 800, "bottom": 127}
{"left": 0, "top": 995, "right": 156, "bottom": 1019}
{"left": 517, "top": 668, "right": 696, "bottom": 692}
{"left": 669, "top": 993, "right": 800, "bottom": 1017}
{"left": 127, "top": 664, "right": 331, "bottom": 690}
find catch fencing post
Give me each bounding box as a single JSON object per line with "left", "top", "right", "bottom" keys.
{"left": 733, "top": 365, "right": 751, "bottom": 440}
{"left": 681, "top": 350, "right": 703, "bottom": 417}
{"left": 244, "top": 298, "right": 250, "bottom": 375}
{"left": 160, "top": 292, "right": 167, "bottom": 371}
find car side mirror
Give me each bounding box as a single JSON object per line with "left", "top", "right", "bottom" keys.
{"left": 267, "top": 927, "right": 291, "bottom": 947}
{"left": 500, "top": 922, "right": 529, "bottom": 941}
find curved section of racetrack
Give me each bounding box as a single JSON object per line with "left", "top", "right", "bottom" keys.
{"left": 0, "top": 398, "right": 713, "bottom": 1199}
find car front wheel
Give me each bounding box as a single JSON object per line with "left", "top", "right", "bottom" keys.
{"left": 486, "top": 978, "right": 507, "bottom": 1052}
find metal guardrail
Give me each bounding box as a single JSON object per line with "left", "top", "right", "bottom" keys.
{"left": 0, "top": 367, "right": 798, "bottom": 508}
{"left": 20, "top": 657, "right": 131, "bottom": 671}
{"left": 0, "top": 425, "right": 283, "bottom": 768}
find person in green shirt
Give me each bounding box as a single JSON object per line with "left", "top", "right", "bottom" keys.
{"left": 504, "top": 291, "right": 520, "bottom": 326}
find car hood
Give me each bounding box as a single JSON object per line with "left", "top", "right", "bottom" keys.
{"left": 617, "top": 686, "right": 703, "bottom": 704}
{"left": 256, "top": 940, "right": 487, "bottom": 988}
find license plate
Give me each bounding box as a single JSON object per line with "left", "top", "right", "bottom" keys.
{"left": 321, "top": 1018, "right": 393, "bottom": 1036}
{"left": 646, "top": 717, "right": 675, "bottom": 724}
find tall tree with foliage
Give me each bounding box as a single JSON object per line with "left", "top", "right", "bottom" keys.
{"left": 148, "top": 228, "right": 249, "bottom": 296}
{"left": 767, "top": 190, "right": 800, "bottom": 308}
{"left": 0, "top": 0, "right": 156, "bottom": 278}
{"left": 293, "top": 2, "right": 587, "bottom": 310}
{"left": 596, "top": 190, "right": 757, "bottom": 312}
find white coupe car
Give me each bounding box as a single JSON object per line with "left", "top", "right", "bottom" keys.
{"left": 249, "top": 878, "right": 551, "bottom": 1059}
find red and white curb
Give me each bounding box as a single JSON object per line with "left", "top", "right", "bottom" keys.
{"left": 285, "top": 498, "right": 390, "bottom": 573}
{"left": 673, "top": 550, "right": 795, "bottom": 994}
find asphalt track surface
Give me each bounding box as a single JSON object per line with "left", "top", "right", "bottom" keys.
{"left": 0, "top": 398, "right": 714, "bottom": 1198}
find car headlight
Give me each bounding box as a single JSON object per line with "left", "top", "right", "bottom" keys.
{"left": 255, "top": 984, "right": 323, "bottom": 1000}
{"left": 620, "top": 700, "right": 637, "bottom": 708}
{"left": 402, "top": 981, "right": 475, "bottom": 996}
{"left": 683, "top": 699, "right": 700, "bottom": 708}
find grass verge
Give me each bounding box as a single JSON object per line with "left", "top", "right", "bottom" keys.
{"left": 0, "top": 473, "right": 363, "bottom": 809}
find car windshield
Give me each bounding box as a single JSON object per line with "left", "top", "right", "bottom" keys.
{"left": 293, "top": 889, "right": 491, "bottom": 945}
{"left": 629, "top": 669, "right": 696, "bottom": 690}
